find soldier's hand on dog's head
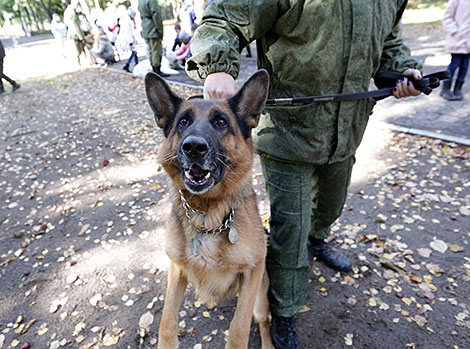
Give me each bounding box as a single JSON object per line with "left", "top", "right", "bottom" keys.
{"left": 204, "top": 72, "right": 238, "bottom": 100}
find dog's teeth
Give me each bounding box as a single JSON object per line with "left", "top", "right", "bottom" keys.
{"left": 204, "top": 171, "right": 211, "bottom": 179}
{"left": 185, "top": 170, "right": 192, "bottom": 180}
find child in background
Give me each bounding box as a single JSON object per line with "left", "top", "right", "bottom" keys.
{"left": 440, "top": 0, "right": 470, "bottom": 101}
{"left": 172, "top": 23, "right": 182, "bottom": 51}
{"left": 50, "top": 13, "right": 67, "bottom": 57}
{"left": 167, "top": 23, "right": 197, "bottom": 69}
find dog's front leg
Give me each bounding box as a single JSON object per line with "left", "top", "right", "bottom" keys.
{"left": 226, "top": 258, "right": 266, "bottom": 349}
{"left": 158, "top": 261, "right": 188, "bottom": 349}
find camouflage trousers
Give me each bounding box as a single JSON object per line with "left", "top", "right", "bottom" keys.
{"left": 146, "top": 38, "right": 163, "bottom": 70}
{"left": 260, "top": 153, "right": 355, "bottom": 317}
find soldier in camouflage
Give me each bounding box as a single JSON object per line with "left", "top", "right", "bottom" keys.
{"left": 138, "top": 0, "right": 169, "bottom": 77}
{"left": 186, "top": 1, "right": 422, "bottom": 347}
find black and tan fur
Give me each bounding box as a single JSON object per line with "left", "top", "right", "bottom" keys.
{"left": 145, "top": 70, "right": 273, "bottom": 348}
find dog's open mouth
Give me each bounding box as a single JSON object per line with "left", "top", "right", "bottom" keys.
{"left": 181, "top": 163, "right": 224, "bottom": 194}
{"left": 184, "top": 164, "right": 212, "bottom": 186}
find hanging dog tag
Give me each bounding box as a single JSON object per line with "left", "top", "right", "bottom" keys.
{"left": 228, "top": 227, "right": 239, "bottom": 244}
{"left": 192, "top": 233, "right": 202, "bottom": 256}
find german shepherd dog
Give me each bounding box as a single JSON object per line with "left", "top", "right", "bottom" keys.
{"left": 144, "top": 70, "right": 274, "bottom": 349}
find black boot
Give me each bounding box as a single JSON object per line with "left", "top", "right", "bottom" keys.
{"left": 439, "top": 80, "right": 454, "bottom": 100}
{"left": 271, "top": 314, "right": 301, "bottom": 349}
{"left": 152, "top": 66, "right": 170, "bottom": 77}
{"left": 12, "top": 82, "right": 20, "bottom": 92}
{"left": 453, "top": 81, "right": 464, "bottom": 101}
{"left": 308, "top": 238, "right": 352, "bottom": 271}
{"left": 123, "top": 64, "right": 130, "bottom": 73}
{"left": 0, "top": 85, "right": 5, "bottom": 95}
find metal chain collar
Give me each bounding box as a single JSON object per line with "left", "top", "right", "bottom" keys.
{"left": 179, "top": 189, "right": 235, "bottom": 235}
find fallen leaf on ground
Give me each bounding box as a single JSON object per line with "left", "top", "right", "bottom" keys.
{"left": 412, "top": 315, "right": 427, "bottom": 326}
{"left": 426, "top": 263, "right": 444, "bottom": 275}
{"left": 402, "top": 297, "right": 412, "bottom": 306}
{"left": 347, "top": 297, "right": 357, "bottom": 305}
{"left": 416, "top": 248, "right": 432, "bottom": 258}
{"left": 344, "top": 333, "right": 353, "bottom": 346}
{"left": 409, "top": 274, "right": 422, "bottom": 284}
{"left": 448, "top": 244, "right": 464, "bottom": 253}
{"left": 139, "top": 311, "right": 154, "bottom": 333}
{"left": 430, "top": 239, "right": 448, "bottom": 254}
{"left": 90, "top": 293, "right": 102, "bottom": 306}
{"left": 37, "top": 328, "right": 48, "bottom": 336}
{"left": 459, "top": 207, "right": 470, "bottom": 216}
{"left": 103, "top": 334, "right": 119, "bottom": 346}
{"left": 73, "top": 322, "right": 86, "bottom": 336}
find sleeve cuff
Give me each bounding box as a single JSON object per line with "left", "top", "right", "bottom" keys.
{"left": 186, "top": 61, "right": 240, "bottom": 82}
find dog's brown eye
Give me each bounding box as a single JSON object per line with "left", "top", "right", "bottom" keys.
{"left": 215, "top": 117, "right": 227, "bottom": 128}
{"left": 179, "top": 118, "right": 189, "bottom": 126}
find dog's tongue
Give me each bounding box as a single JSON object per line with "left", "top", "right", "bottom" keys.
{"left": 189, "top": 164, "right": 206, "bottom": 178}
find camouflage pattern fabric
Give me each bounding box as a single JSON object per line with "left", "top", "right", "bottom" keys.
{"left": 138, "top": 0, "right": 164, "bottom": 39}
{"left": 261, "top": 154, "right": 355, "bottom": 317}
{"left": 146, "top": 38, "right": 163, "bottom": 69}
{"left": 187, "top": 0, "right": 422, "bottom": 165}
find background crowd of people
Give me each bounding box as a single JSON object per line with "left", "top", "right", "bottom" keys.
{"left": 11, "top": 0, "right": 199, "bottom": 75}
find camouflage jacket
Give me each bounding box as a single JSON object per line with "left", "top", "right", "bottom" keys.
{"left": 186, "top": 0, "right": 422, "bottom": 164}
{"left": 64, "top": 6, "right": 85, "bottom": 41}
{"left": 138, "top": 0, "right": 164, "bottom": 39}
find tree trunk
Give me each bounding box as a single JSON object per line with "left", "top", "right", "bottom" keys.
{"left": 33, "top": 1, "right": 46, "bottom": 30}
{"left": 16, "top": 0, "right": 32, "bottom": 36}
{"left": 39, "top": 0, "right": 52, "bottom": 21}
{"left": 23, "top": 0, "right": 40, "bottom": 31}
{"left": 20, "top": 0, "right": 35, "bottom": 33}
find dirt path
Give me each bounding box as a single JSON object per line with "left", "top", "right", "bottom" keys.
{"left": 1, "top": 15, "right": 470, "bottom": 348}
{"left": 1, "top": 67, "right": 469, "bottom": 349}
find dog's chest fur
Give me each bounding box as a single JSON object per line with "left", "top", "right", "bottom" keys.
{"left": 165, "top": 190, "right": 266, "bottom": 304}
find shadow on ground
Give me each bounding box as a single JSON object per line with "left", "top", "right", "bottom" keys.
{"left": 0, "top": 68, "right": 469, "bottom": 349}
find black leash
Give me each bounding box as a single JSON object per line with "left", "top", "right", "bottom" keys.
{"left": 265, "top": 70, "right": 450, "bottom": 106}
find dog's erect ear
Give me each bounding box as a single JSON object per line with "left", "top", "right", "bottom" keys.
{"left": 228, "top": 69, "right": 269, "bottom": 130}
{"left": 145, "top": 72, "right": 182, "bottom": 130}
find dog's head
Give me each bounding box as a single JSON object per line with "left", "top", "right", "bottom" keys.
{"left": 145, "top": 70, "right": 269, "bottom": 196}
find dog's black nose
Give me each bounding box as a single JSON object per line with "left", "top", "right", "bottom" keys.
{"left": 182, "top": 136, "right": 209, "bottom": 158}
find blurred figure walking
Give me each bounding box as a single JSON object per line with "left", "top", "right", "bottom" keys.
{"left": 50, "top": 13, "right": 68, "bottom": 57}
{"left": 116, "top": 7, "right": 138, "bottom": 73}
{"left": 64, "top": 0, "right": 92, "bottom": 65}
{"left": 0, "top": 39, "right": 20, "bottom": 95}
{"left": 441, "top": 0, "right": 470, "bottom": 101}
{"left": 179, "top": 0, "right": 196, "bottom": 35}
